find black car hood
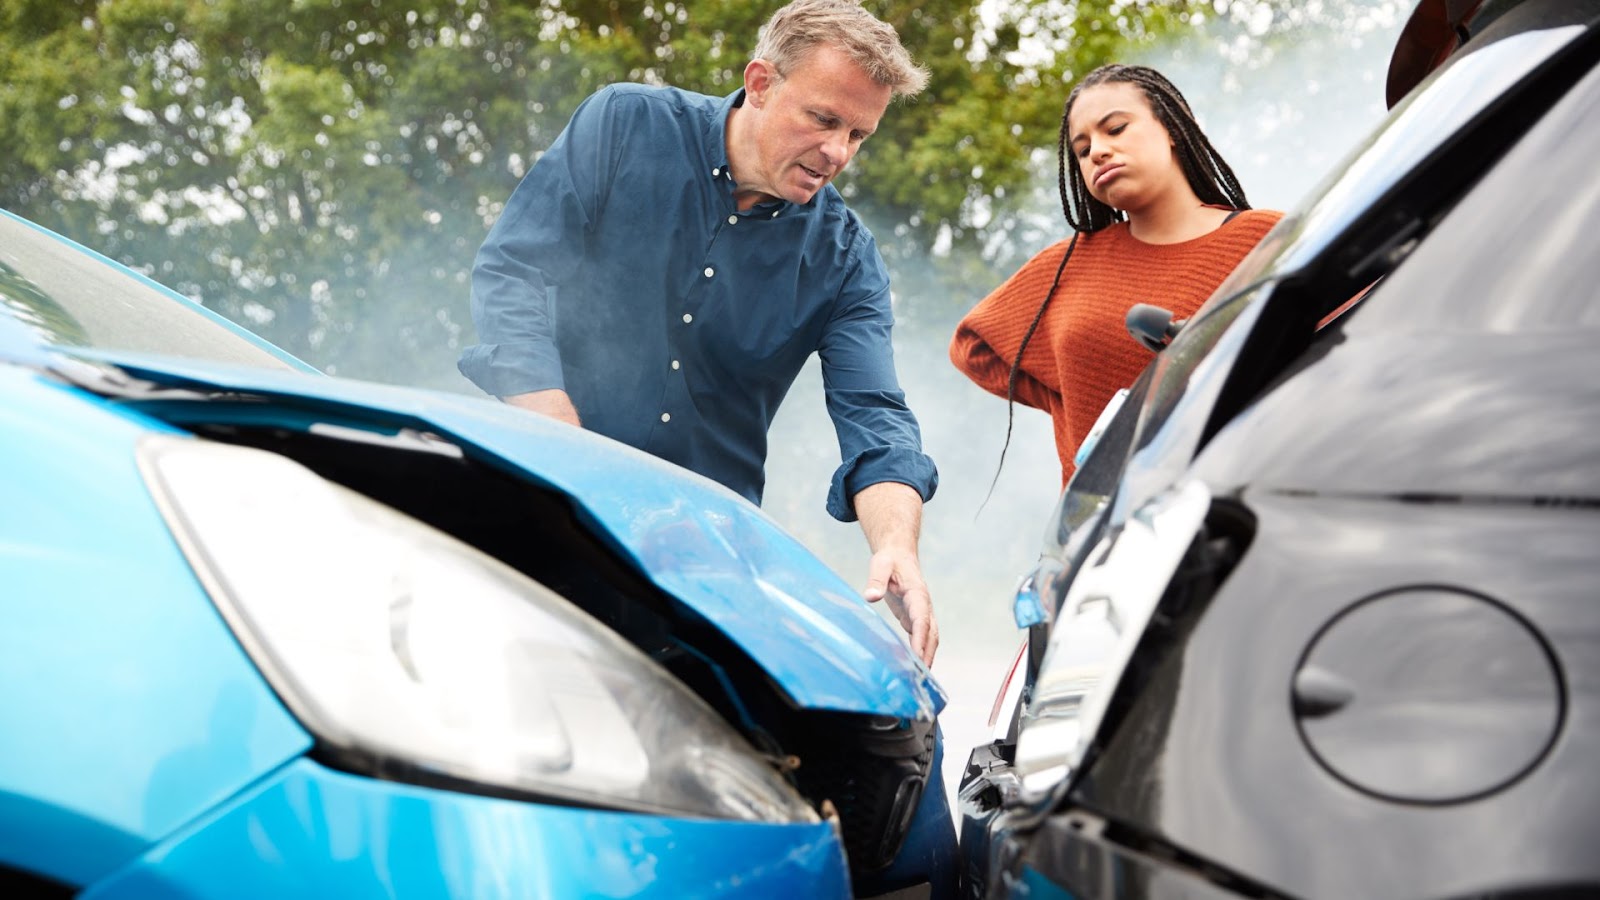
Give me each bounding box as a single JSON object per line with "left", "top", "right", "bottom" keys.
{"left": 1193, "top": 327, "right": 1600, "bottom": 503}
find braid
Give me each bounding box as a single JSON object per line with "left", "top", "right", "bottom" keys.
{"left": 1056, "top": 112, "right": 1072, "bottom": 228}
{"left": 981, "top": 232, "right": 1080, "bottom": 514}
{"left": 983, "top": 63, "right": 1252, "bottom": 502}
{"left": 1058, "top": 64, "right": 1252, "bottom": 232}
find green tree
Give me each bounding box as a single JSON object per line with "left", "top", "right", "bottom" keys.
{"left": 1, "top": 0, "right": 1205, "bottom": 387}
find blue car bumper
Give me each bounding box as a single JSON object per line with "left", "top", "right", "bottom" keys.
{"left": 80, "top": 758, "right": 850, "bottom": 899}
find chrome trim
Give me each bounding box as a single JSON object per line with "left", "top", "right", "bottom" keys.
{"left": 1012, "top": 480, "right": 1212, "bottom": 797}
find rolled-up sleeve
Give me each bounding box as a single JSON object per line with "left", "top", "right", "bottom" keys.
{"left": 459, "top": 89, "right": 619, "bottom": 398}
{"left": 819, "top": 238, "right": 938, "bottom": 522}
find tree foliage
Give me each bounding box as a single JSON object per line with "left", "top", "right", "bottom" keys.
{"left": 1, "top": 0, "right": 1203, "bottom": 386}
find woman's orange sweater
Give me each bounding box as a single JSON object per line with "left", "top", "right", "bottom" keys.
{"left": 950, "top": 209, "right": 1283, "bottom": 485}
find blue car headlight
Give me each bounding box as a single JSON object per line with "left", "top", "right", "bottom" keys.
{"left": 136, "top": 436, "right": 817, "bottom": 824}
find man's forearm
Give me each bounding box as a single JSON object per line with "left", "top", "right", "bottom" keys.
{"left": 504, "top": 388, "right": 582, "bottom": 427}
{"left": 853, "top": 481, "right": 938, "bottom": 666}
{"left": 854, "top": 481, "right": 923, "bottom": 554}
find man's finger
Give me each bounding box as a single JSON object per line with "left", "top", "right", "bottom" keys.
{"left": 881, "top": 589, "right": 914, "bottom": 633}
{"left": 910, "top": 615, "right": 929, "bottom": 663}
{"left": 903, "top": 587, "right": 936, "bottom": 666}
{"left": 861, "top": 551, "right": 895, "bottom": 602}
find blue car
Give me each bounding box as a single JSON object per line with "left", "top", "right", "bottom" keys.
{"left": 0, "top": 207, "right": 952, "bottom": 898}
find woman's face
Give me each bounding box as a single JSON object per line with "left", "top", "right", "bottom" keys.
{"left": 1067, "top": 81, "right": 1184, "bottom": 214}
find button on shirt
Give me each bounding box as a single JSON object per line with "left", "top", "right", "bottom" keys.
{"left": 460, "top": 84, "right": 937, "bottom": 520}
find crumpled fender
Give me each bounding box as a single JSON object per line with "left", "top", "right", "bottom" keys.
{"left": 74, "top": 351, "right": 946, "bottom": 721}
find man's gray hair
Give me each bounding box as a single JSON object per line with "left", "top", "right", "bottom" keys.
{"left": 752, "top": 0, "right": 930, "bottom": 97}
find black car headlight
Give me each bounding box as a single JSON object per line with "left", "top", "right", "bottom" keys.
{"left": 1013, "top": 480, "right": 1211, "bottom": 797}
{"left": 136, "top": 436, "right": 816, "bottom": 824}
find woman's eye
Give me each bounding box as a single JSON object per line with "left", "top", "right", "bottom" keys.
{"left": 1109, "top": 124, "right": 1127, "bottom": 136}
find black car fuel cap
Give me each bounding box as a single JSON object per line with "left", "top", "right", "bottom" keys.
{"left": 1292, "top": 587, "right": 1563, "bottom": 804}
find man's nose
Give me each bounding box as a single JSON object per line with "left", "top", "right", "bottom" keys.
{"left": 821, "top": 130, "right": 851, "bottom": 169}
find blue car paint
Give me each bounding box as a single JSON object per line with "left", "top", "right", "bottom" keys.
{"left": 1, "top": 211, "right": 949, "bottom": 894}
{"left": 0, "top": 368, "right": 315, "bottom": 886}
{"left": 2, "top": 207, "right": 942, "bottom": 720}
{"left": 80, "top": 758, "right": 851, "bottom": 899}
{"left": 0, "top": 310, "right": 52, "bottom": 369}
{"left": 0, "top": 367, "right": 859, "bottom": 895}
{"left": 74, "top": 349, "right": 946, "bottom": 721}
{"left": 1016, "top": 866, "right": 1080, "bottom": 898}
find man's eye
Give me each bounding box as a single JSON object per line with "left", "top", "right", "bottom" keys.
{"left": 850, "top": 131, "right": 867, "bottom": 143}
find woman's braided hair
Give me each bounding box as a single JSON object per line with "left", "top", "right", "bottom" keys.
{"left": 983, "top": 65, "right": 1252, "bottom": 505}
{"left": 1058, "top": 64, "right": 1251, "bottom": 231}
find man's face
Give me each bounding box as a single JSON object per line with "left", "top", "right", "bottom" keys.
{"left": 735, "top": 46, "right": 892, "bottom": 207}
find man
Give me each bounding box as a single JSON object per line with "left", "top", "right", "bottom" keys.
{"left": 460, "top": 0, "right": 941, "bottom": 666}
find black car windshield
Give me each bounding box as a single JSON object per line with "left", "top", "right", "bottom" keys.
{"left": 1176, "top": 19, "right": 1586, "bottom": 338}
{"left": 1179, "top": 58, "right": 1600, "bottom": 502}
{"left": 1112, "top": 16, "right": 1590, "bottom": 482}
{"left": 1271, "top": 21, "right": 1583, "bottom": 277}
{"left": 1342, "top": 63, "right": 1600, "bottom": 339}
{"left": 0, "top": 211, "right": 300, "bottom": 370}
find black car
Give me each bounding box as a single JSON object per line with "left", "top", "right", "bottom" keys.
{"left": 959, "top": 0, "right": 1600, "bottom": 897}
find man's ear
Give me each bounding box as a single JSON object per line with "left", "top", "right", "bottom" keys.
{"left": 744, "top": 58, "right": 778, "bottom": 108}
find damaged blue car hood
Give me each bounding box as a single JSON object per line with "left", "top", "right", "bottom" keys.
{"left": 66, "top": 349, "right": 945, "bottom": 721}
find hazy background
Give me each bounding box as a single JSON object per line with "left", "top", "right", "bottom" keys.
{"left": 759, "top": 0, "right": 1414, "bottom": 798}
{"left": 1, "top": 0, "right": 1415, "bottom": 804}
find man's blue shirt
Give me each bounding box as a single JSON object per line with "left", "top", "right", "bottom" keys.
{"left": 460, "top": 84, "right": 937, "bottom": 520}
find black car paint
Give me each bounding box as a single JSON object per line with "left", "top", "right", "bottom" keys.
{"left": 1064, "top": 48, "right": 1600, "bottom": 895}
{"left": 1113, "top": 0, "right": 1600, "bottom": 531}
{"left": 961, "top": 0, "right": 1600, "bottom": 897}
{"left": 1073, "top": 495, "right": 1600, "bottom": 898}
{"left": 1193, "top": 58, "right": 1600, "bottom": 500}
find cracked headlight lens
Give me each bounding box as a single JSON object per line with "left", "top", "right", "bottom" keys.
{"left": 137, "top": 436, "right": 815, "bottom": 824}
{"left": 1014, "top": 480, "right": 1211, "bottom": 797}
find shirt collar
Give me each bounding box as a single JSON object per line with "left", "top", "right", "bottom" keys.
{"left": 705, "top": 88, "right": 741, "bottom": 177}
{"left": 707, "top": 87, "right": 791, "bottom": 215}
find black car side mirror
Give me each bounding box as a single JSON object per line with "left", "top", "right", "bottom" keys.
{"left": 1126, "top": 303, "right": 1187, "bottom": 352}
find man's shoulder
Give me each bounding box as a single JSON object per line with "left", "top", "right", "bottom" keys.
{"left": 578, "top": 84, "right": 724, "bottom": 150}
{"left": 593, "top": 83, "right": 720, "bottom": 117}
{"left": 801, "top": 189, "right": 888, "bottom": 296}
{"left": 810, "top": 186, "right": 875, "bottom": 248}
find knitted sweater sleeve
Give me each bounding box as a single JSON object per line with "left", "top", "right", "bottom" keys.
{"left": 949, "top": 246, "right": 1064, "bottom": 413}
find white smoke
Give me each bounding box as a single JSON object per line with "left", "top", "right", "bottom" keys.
{"left": 758, "top": 0, "right": 1414, "bottom": 803}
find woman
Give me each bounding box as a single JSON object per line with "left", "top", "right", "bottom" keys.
{"left": 950, "top": 64, "right": 1282, "bottom": 487}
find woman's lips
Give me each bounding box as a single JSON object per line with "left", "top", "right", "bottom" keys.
{"left": 1094, "top": 163, "right": 1125, "bottom": 189}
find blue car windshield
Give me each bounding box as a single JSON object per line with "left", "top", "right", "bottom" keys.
{"left": 0, "top": 210, "right": 301, "bottom": 371}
